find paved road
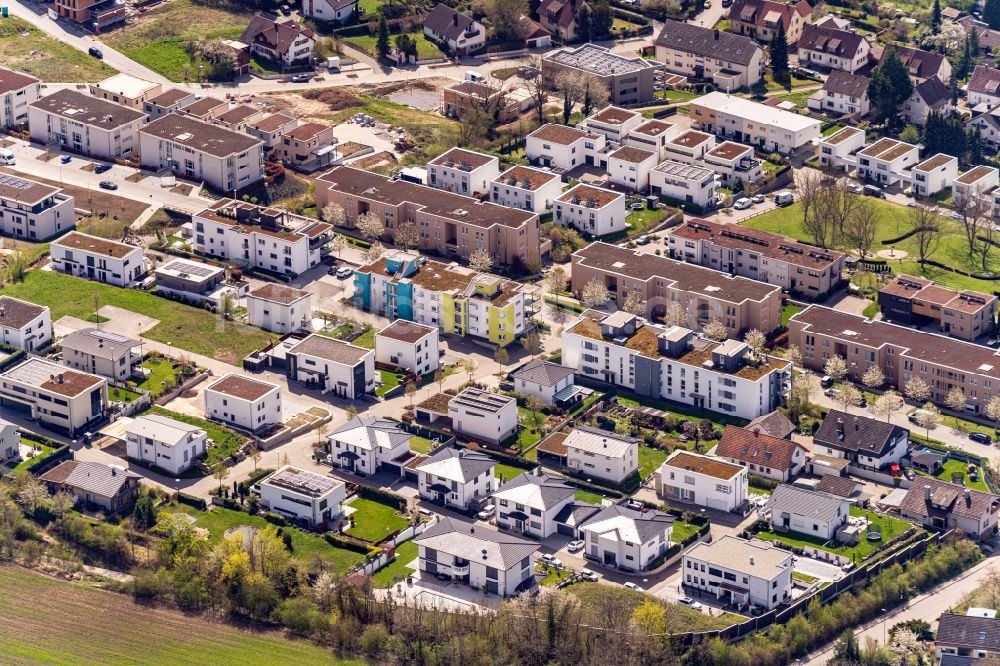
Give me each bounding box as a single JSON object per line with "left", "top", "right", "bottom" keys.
{"left": 688, "top": 0, "right": 727, "bottom": 29}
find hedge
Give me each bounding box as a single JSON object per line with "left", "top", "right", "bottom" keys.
{"left": 0, "top": 347, "right": 26, "bottom": 373}
{"left": 26, "top": 444, "right": 70, "bottom": 475}
{"left": 177, "top": 492, "right": 207, "bottom": 511}
{"left": 563, "top": 476, "right": 625, "bottom": 498}
{"left": 357, "top": 485, "right": 408, "bottom": 512}
{"left": 325, "top": 532, "right": 381, "bottom": 556}
{"left": 748, "top": 474, "right": 780, "bottom": 492}
{"left": 264, "top": 512, "right": 288, "bottom": 527}
{"left": 239, "top": 467, "right": 276, "bottom": 494}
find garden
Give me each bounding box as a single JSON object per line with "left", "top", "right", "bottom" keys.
{"left": 344, "top": 496, "right": 409, "bottom": 543}
{"left": 130, "top": 355, "right": 198, "bottom": 398}
{"left": 146, "top": 406, "right": 246, "bottom": 467}
{"left": 370, "top": 540, "right": 418, "bottom": 588}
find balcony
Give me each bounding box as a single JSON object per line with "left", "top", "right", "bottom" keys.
{"left": 448, "top": 562, "right": 470, "bottom": 576}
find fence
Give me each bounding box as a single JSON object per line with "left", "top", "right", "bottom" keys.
{"left": 357, "top": 515, "right": 438, "bottom": 577}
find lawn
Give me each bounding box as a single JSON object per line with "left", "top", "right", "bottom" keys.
{"left": 10, "top": 440, "right": 56, "bottom": 472}
{"left": 536, "top": 561, "right": 569, "bottom": 586}
{"left": 101, "top": 0, "right": 249, "bottom": 82}
{"left": 781, "top": 303, "right": 803, "bottom": 328}
{"left": 616, "top": 394, "right": 748, "bottom": 427}
{"left": 371, "top": 540, "right": 418, "bottom": 588}
{"left": 0, "top": 272, "right": 271, "bottom": 362}
{"left": 639, "top": 445, "right": 668, "bottom": 480}
{"left": 495, "top": 463, "right": 529, "bottom": 483}
{"left": 132, "top": 357, "right": 186, "bottom": 397}
{"left": 345, "top": 497, "right": 409, "bottom": 543}
{"left": 655, "top": 88, "right": 699, "bottom": 102}
{"left": 165, "top": 502, "right": 367, "bottom": 575}
{"left": 670, "top": 519, "right": 702, "bottom": 544}
{"left": 346, "top": 31, "right": 444, "bottom": 61}
{"left": 0, "top": 568, "right": 362, "bottom": 665}
{"left": 625, "top": 206, "right": 669, "bottom": 237}
{"left": 822, "top": 124, "right": 844, "bottom": 136}
{"left": 743, "top": 199, "right": 1000, "bottom": 293}
{"left": 933, "top": 458, "right": 990, "bottom": 492}
{"left": 409, "top": 435, "right": 435, "bottom": 454}
{"left": 108, "top": 386, "right": 142, "bottom": 403}
{"left": 376, "top": 369, "right": 402, "bottom": 397}
{"left": 570, "top": 583, "right": 741, "bottom": 631}
{"left": 0, "top": 17, "right": 116, "bottom": 82}
{"left": 756, "top": 507, "right": 914, "bottom": 563}
{"left": 574, "top": 488, "right": 607, "bottom": 504}
{"left": 352, "top": 326, "right": 376, "bottom": 349}
{"left": 147, "top": 406, "right": 246, "bottom": 467}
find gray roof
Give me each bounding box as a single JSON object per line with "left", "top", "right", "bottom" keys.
{"left": 423, "top": 3, "right": 480, "bottom": 41}
{"left": 0, "top": 296, "right": 48, "bottom": 330}
{"left": 814, "top": 474, "right": 861, "bottom": 498}
{"left": 746, "top": 411, "right": 795, "bottom": 439}
{"left": 936, "top": 613, "right": 1000, "bottom": 651}
{"left": 329, "top": 416, "right": 411, "bottom": 451}
{"left": 415, "top": 447, "right": 496, "bottom": 483}
{"left": 40, "top": 460, "right": 140, "bottom": 497}
{"left": 814, "top": 410, "right": 908, "bottom": 456}
{"left": 578, "top": 503, "right": 674, "bottom": 543}
{"left": 287, "top": 334, "right": 370, "bottom": 366}
{"left": 554, "top": 501, "right": 604, "bottom": 527}
{"left": 414, "top": 516, "right": 538, "bottom": 570}
{"left": 493, "top": 473, "right": 574, "bottom": 510}
{"left": 767, "top": 484, "right": 847, "bottom": 523}
{"left": 511, "top": 359, "right": 576, "bottom": 387}
{"left": 60, "top": 328, "right": 140, "bottom": 360}
{"left": 30, "top": 89, "right": 145, "bottom": 129}
{"left": 654, "top": 19, "right": 760, "bottom": 66}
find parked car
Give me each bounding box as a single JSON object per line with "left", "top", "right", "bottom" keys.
{"left": 99, "top": 180, "right": 117, "bottom": 190}
{"left": 476, "top": 505, "right": 495, "bottom": 521}
{"left": 635, "top": 235, "right": 651, "bottom": 245}
{"left": 751, "top": 194, "right": 765, "bottom": 204}
{"left": 579, "top": 569, "right": 598, "bottom": 582}
{"left": 280, "top": 3, "right": 291, "bottom": 13}
{"left": 733, "top": 197, "right": 751, "bottom": 210}
{"left": 970, "top": 432, "right": 993, "bottom": 445}
{"left": 289, "top": 73, "right": 312, "bottom": 83}
{"left": 88, "top": 47, "right": 103, "bottom": 59}
{"left": 540, "top": 554, "right": 563, "bottom": 568}
{"left": 94, "top": 163, "right": 112, "bottom": 174}
{"left": 678, "top": 597, "right": 703, "bottom": 609}
{"left": 824, "top": 387, "right": 839, "bottom": 399}
{"left": 435, "top": 572, "right": 451, "bottom": 581}
{"left": 863, "top": 184, "right": 885, "bottom": 198}
{"left": 820, "top": 375, "right": 834, "bottom": 388}
{"left": 623, "top": 582, "right": 642, "bottom": 591}
{"left": 566, "top": 540, "right": 585, "bottom": 553}
{"left": 336, "top": 266, "right": 353, "bottom": 279}
{"left": 60, "top": 155, "right": 72, "bottom": 164}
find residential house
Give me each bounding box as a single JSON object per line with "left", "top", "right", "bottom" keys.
{"left": 0, "top": 418, "right": 18, "bottom": 460}
{"left": 813, "top": 410, "right": 910, "bottom": 470}
{"left": 878, "top": 274, "right": 996, "bottom": 341}
{"left": 580, "top": 106, "right": 643, "bottom": 144}
{"left": 562, "top": 311, "right": 791, "bottom": 419}
{"left": 423, "top": 4, "right": 486, "bottom": 54}
{"left": 124, "top": 413, "right": 207, "bottom": 475}
{"left": 143, "top": 88, "right": 198, "bottom": 121}
{"left": 653, "top": 20, "right": 764, "bottom": 89}
{"left": 0, "top": 172, "right": 75, "bottom": 242}
{"left": 448, "top": 386, "right": 517, "bottom": 445}
{"left": 53, "top": 0, "right": 126, "bottom": 32}
{"left": 807, "top": 70, "right": 870, "bottom": 117}
{"left": 246, "top": 112, "right": 299, "bottom": 152}
{"left": 664, "top": 130, "right": 716, "bottom": 163}
{"left": 703, "top": 141, "right": 763, "bottom": 187}
{"left": 0, "top": 358, "right": 107, "bottom": 436}
{"left": 493, "top": 473, "right": 575, "bottom": 538}
{"left": 856, "top": 137, "right": 921, "bottom": 186}
{"left": 903, "top": 76, "right": 953, "bottom": 125}
{"left": 542, "top": 44, "right": 660, "bottom": 105}
{"left": 0, "top": 68, "right": 40, "bottom": 128}
{"left": 153, "top": 257, "right": 240, "bottom": 306}
{"left": 60, "top": 328, "right": 140, "bottom": 382}
{"left": 538, "top": 0, "right": 583, "bottom": 41}
{"left": 885, "top": 44, "right": 952, "bottom": 83}
{"left": 0, "top": 296, "right": 52, "bottom": 352}
{"left": 241, "top": 15, "right": 315, "bottom": 66}
{"left": 746, "top": 410, "right": 795, "bottom": 439}
{"left": 714, "top": 425, "right": 807, "bottom": 481}
{"left": 490, "top": 166, "right": 563, "bottom": 214}
{"left": 655, "top": 450, "right": 748, "bottom": 512}
{"left": 258, "top": 465, "right": 345, "bottom": 527}
{"left": 935, "top": 613, "right": 1000, "bottom": 660}
{"left": 510, "top": 359, "right": 577, "bottom": 405}
{"left": 178, "top": 97, "right": 229, "bottom": 121}
{"left": 766, "top": 484, "right": 850, "bottom": 540}
{"left": 302, "top": 0, "right": 357, "bottom": 22}
{"left": 413, "top": 516, "right": 538, "bottom": 595}
{"left": 518, "top": 15, "right": 552, "bottom": 48}
{"left": 89, "top": 74, "right": 162, "bottom": 110}
{"left": 49, "top": 232, "right": 148, "bottom": 287}
{"left": 796, "top": 23, "right": 870, "bottom": 73}
{"left": 911, "top": 153, "right": 958, "bottom": 197}
{"left": 624, "top": 119, "right": 685, "bottom": 161}
{"left": 554, "top": 183, "right": 628, "bottom": 236}
{"left": 246, "top": 283, "right": 312, "bottom": 333}
{"left": 958, "top": 15, "right": 1000, "bottom": 54}
{"left": 203, "top": 373, "right": 282, "bottom": 433}
{"left": 441, "top": 80, "right": 526, "bottom": 124}
{"left": 39, "top": 461, "right": 139, "bottom": 513}
{"left": 817, "top": 126, "right": 866, "bottom": 171}
{"left": 563, "top": 426, "right": 639, "bottom": 485}
{"left": 689, "top": 91, "right": 822, "bottom": 153}
{"left": 28, "top": 89, "right": 145, "bottom": 160}
{"left": 579, "top": 503, "right": 674, "bottom": 571}
{"left": 277, "top": 121, "right": 336, "bottom": 171}
{"left": 526, "top": 123, "right": 608, "bottom": 172}
{"left": 728, "top": 0, "right": 812, "bottom": 43}
{"left": 375, "top": 320, "right": 439, "bottom": 376}
{"left": 607, "top": 146, "right": 658, "bottom": 193}
{"left": 325, "top": 416, "right": 412, "bottom": 476}
{"left": 649, "top": 160, "right": 719, "bottom": 208}
{"left": 900, "top": 477, "right": 1000, "bottom": 541}
{"left": 968, "top": 65, "right": 1000, "bottom": 108}
{"left": 953, "top": 166, "right": 1000, "bottom": 211}
{"left": 427, "top": 148, "right": 501, "bottom": 198}
{"left": 667, "top": 218, "right": 847, "bottom": 299}
{"left": 814, "top": 475, "right": 865, "bottom": 504}
{"left": 415, "top": 447, "right": 495, "bottom": 509}
{"left": 286, "top": 333, "right": 374, "bottom": 398}
{"left": 215, "top": 105, "right": 266, "bottom": 132}
{"left": 683, "top": 535, "right": 792, "bottom": 610}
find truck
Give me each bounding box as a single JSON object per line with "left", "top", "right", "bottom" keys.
{"left": 465, "top": 70, "right": 486, "bottom": 83}
{"left": 326, "top": 56, "right": 341, "bottom": 72}
{"left": 774, "top": 191, "right": 794, "bottom": 207}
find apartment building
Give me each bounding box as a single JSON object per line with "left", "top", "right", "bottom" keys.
{"left": 0, "top": 69, "right": 40, "bottom": 128}
{"left": 704, "top": 141, "right": 762, "bottom": 186}
{"left": 580, "top": 106, "right": 643, "bottom": 144}
{"left": 214, "top": 105, "right": 266, "bottom": 133}
{"left": 374, "top": 320, "right": 439, "bottom": 376}
{"left": 649, "top": 161, "right": 718, "bottom": 208}
{"left": 28, "top": 89, "right": 144, "bottom": 160}
{"left": 139, "top": 113, "right": 265, "bottom": 194}
{"left": 563, "top": 426, "right": 639, "bottom": 484}
{"left": 60, "top": 328, "right": 140, "bottom": 382}
{"left": 525, "top": 123, "right": 608, "bottom": 172}
{"left": 655, "top": 450, "right": 748, "bottom": 512}
{"left": 911, "top": 153, "right": 958, "bottom": 197}
{"left": 807, "top": 70, "right": 870, "bottom": 117}
{"left": 490, "top": 166, "right": 563, "bottom": 214}
{"left": 178, "top": 97, "right": 228, "bottom": 121}
{"left": 0, "top": 296, "right": 52, "bottom": 352}
{"left": 0, "top": 172, "right": 75, "bottom": 241}
{"left": 667, "top": 218, "right": 846, "bottom": 298}
{"left": 856, "top": 138, "right": 921, "bottom": 186}
{"left": 89, "top": 74, "right": 162, "bottom": 110}
{"left": 541, "top": 44, "right": 659, "bottom": 105}
{"left": 690, "top": 91, "right": 821, "bottom": 154}
{"left": 276, "top": 121, "right": 335, "bottom": 171}
{"left": 441, "top": 80, "right": 525, "bottom": 124}
{"left": 789, "top": 304, "right": 1000, "bottom": 415}
{"left": 653, "top": 20, "right": 764, "bottom": 89}
{"left": 192, "top": 199, "right": 332, "bottom": 276}
{"left": 954, "top": 165, "right": 1000, "bottom": 208}
{"left": 728, "top": 0, "right": 812, "bottom": 43}
{"left": 0, "top": 357, "right": 107, "bottom": 437}
{"left": 316, "top": 166, "right": 540, "bottom": 267}
{"left": 664, "top": 129, "right": 716, "bottom": 164}
{"left": 571, "top": 241, "right": 783, "bottom": 336}
{"left": 562, "top": 311, "right": 790, "bottom": 419}
{"left": 353, "top": 249, "right": 525, "bottom": 347}
{"left": 246, "top": 284, "right": 312, "bottom": 333}
{"left": 246, "top": 113, "right": 299, "bottom": 152}
{"left": 125, "top": 413, "right": 207, "bottom": 475}
{"left": 624, "top": 119, "right": 685, "bottom": 161}
{"left": 203, "top": 373, "right": 282, "bottom": 433}
{"left": 50, "top": 232, "right": 148, "bottom": 287}
{"left": 427, "top": 148, "right": 501, "bottom": 198}
{"left": 817, "top": 126, "right": 866, "bottom": 171}
{"left": 683, "top": 536, "right": 792, "bottom": 610}
{"left": 554, "top": 183, "right": 627, "bottom": 236}
{"left": 607, "top": 145, "right": 658, "bottom": 193}
{"left": 286, "top": 333, "right": 374, "bottom": 399}
{"left": 143, "top": 89, "right": 197, "bottom": 121}
{"left": 797, "top": 23, "right": 870, "bottom": 73}
{"left": 258, "top": 466, "right": 345, "bottom": 527}
{"left": 878, "top": 274, "right": 996, "bottom": 341}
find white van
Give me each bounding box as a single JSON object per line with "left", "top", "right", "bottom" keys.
{"left": 465, "top": 70, "right": 486, "bottom": 83}
{"left": 0, "top": 149, "right": 14, "bottom": 166}
{"left": 774, "top": 191, "right": 794, "bottom": 207}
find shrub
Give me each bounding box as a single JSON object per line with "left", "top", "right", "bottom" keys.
{"left": 357, "top": 485, "right": 408, "bottom": 512}
{"left": 177, "top": 492, "right": 206, "bottom": 511}
{"left": 264, "top": 512, "right": 287, "bottom": 527}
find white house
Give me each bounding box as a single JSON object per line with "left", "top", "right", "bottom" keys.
{"left": 579, "top": 503, "right": 674, "bottom": 572}
{"left": 690, "top": 92, "right": 821, "bottom": 154}
{"left": 258, "top": 465, "right": 345, "bottom": 527}
{"left": 654, "top": 450, "right": 748, "bottom": 512}
{"left": 580, "top": 106, "right": 643, "bottom": 144}
{"left": 427, "top": 148, "right": 501, "bottom": 198}
{"left": 649, "top": 160, "right": 718, "bottom": 208}
{"left": 813, "top": 410, "right": 909, "bottom": 471}
{"left": 968, "top": 65, "right": 1000, "bottom": 108}
{"left": 493, "top": 473, "right": 575, "bottom": 538}
{"left": 714, "top": 425, "right": 808, "bottom": 482}
{"left": 374, "top": 320, "right": 439, "bottom": 376}
{"left": 0, "top": 417, "right": 19, "bottom": 460}
{"left": 415, "top": 447, "right": 495, "bottom": 510}
{"left": 0, "top": 68, "right": 40, "bottom": 128}
{"left": 448, "top": 387, "right": 518, "bottom": 445}
{"left": 665, "top": 130, "right": 716, "bottom": 164}
{"left": 153, "top": 258, "right": 239, "bottom": 307}
{"left": 683, "top": 535, "right": 792, "bottom": 610}
{"left": 766, "top": 484, "right": 850, "bottom": 541}
{"left": 624, "top": 119, "right": 685, "bottom": 161}
{"left": 0, "top": 358, "right": 107, "bottom": 437}
{"left": 241, "top": 15, "right": 316, "bottom": 67}
{"left": 203, "top": 373, "right": 282, "bottom": 433}
{"left": 302, "top": 0, "right": 356, "bottom": 22}
{"left": 0, "top": 172, "right": 75, "bottom": 242}
{"left": 246, "top": 284, "right": 313, "bottom": 334}
{"left": 563, "top": 426, "right": 639, "bottom": 485}
{"left": 0, "top": 296, "right": 52, "bottom": 352}
{"left": 285, "top": 333, "right": 375, "bottom": 399}
{"left": 50, "top": 232, "right": 148, "bottom": 288}
{"left": 326, "top": 416, "right": 412, "bottom": 477}
{"left": 554, "top": 183, "right": 627, "bottom": 236}
{"left": 422, "top": 3, "right": 486, "bottom": 54}
{"left": 413, "top": 516, "right": 538, "bottom": 596}
{"left": 856, "top": 138, "right": 921, "bottom": 187}
{"left": 797, "top": 23, "right": 870, "bottom": 73}
{"left": 703, "top": 142, "right": 762, "bottom": 187}
{"left": 124, "top": 413, "right": 207, "bottom": 475}
{"left": 526, "top": 123, "right": 607, "bottom": 171}
{"left": 491, "top": 166, "right": 563, "bottom": 214}
{"left": 510, "top": 359, "right": 576, "bottom": 405}
{"left": 29, "top": 89, "right": 144, "bottom": 160}
{"left": 807, "top": 70, "right": 870, "bottom": 117}
{"left": 902, "top": 77, "right": 953, "bottom": 126}
{"left": 911, "top": 153, "right": 959, "bottom": 198}
{"left": 607, "top": 145, "right": 658, "bottom": 193}
{"left": 60, "top": 328, "right": 141, "bottom": 382}
{"left": 817, "top": 126, "right": 866, "bottom": 171}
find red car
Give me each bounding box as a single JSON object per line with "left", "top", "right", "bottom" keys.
{"left": 888, "top": 463, "right": 902, "bottom": 478}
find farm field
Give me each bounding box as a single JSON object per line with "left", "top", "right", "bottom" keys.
{"left": 0, "top": 17, "right": 116, "bottom": 82}
{"left": 0, "top": 567, "right": 362, "bottom": 665}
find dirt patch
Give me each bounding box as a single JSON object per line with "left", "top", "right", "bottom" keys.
{"left": 171, "top": 183, "right": 194, "bottom": 195}
{"left": 80, "top": 163, "right": 97, "bottom": 173}
{"left": 37, "top": 152, "right": 58, "bottom": 163}
{"left": 338, "top": 141, "right": 369, "bottom": 158}
{"left": 0, "top": 167, "right": 147, "bottom": 224}
{"left": 301, "top": 87, "right": 365, "bottom": 112}
{"left": 125, "top": 172, "right": 146, "bottom": 183}
{"left": 353, "top": 150, "right": 397, "bottom": 171}
{"left": 363, "top": 78, "right": 441, "bottom": 97}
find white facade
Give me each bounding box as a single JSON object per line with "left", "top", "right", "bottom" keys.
{"left": 654, "top": 450, "right": 748, "bottom": 512}
{"left": 607, "top": 146, "right": 658, "bottom": 192}
{"left": 416, "top": 448, "right": 496, "bottom": 510}
{"left": 767, "top": 485, "right": 850, "bottom": 540}
{"left": 125, "top": 413, "right": 207, "bottom": 475}
{"left": 554, "top": 184, "right": 627, "bottom": 236}
{"left": 258, "top": 465, "right": 345, "bottom": 527}
{"left": 374, "top": 321, "right": 440, "bottom": 376}
{"left": 624, "top": 119, "right": 685, "bottom": 161}
{"left": 511, "top": 359, "right": 575, "bottom": 405}
{"left": 580, "top": 106, "right": 643, "bottom": 144}
{"left": 580, "top": 504, "right": 673, "bottom": 572}
{"left": 28, "top": 90, "right": 144, "bottom": 160}
{"left": 302, "top": 0, "right": 356, "bottom": 22}
{"left": 564, "top": 426, "right": 639, "bottom": 484}
{"left": 0, "top": 358, "right": 107, "bottom": 437}
{"left": 246, "top": 285, "right": 312, "bottom": 333}
{"left": 285, "top": 333, "right": 375, "bottom": 399}
{"left": 60, "top": 328, "right": 139, "bottom": 382}
{"left": 447, "top": 387, "right": 517, "bottom": 445}
{"left": 490, "top": 166, "right": 563, "bottom": 214}
{"left": 203, "top": 373, "right": 282, "bottom": 433}
{"left": 690, "top": 92, "right": 822, "bottom": 154}
{"left": 526, "top": 124, "right": 608, "bottom": 171}
{"left": 0, "top": 69, "right": 40, "bottom": 128}
{"left": 683, "top": 535, "right": 792, "bottom": 610}
{"left": 0, "top": 418, "right": 18, "bottom": 460}
{"left": 0, "top": 296, "right": 52, "bottom": 352}
{"left": 50, "top": 232, "right": 148, "bottom": 287}
{"left": 649, "top": 160, "right": 718, "bottom": 208}
{"left": 326, "top": 416, "right": 412, "bottom": 476}
{"left": 704, "top": 142, "right": 762, "bottom": 187}
{"left": 857, "top": 138, "right": 921, "bottom": 187}
{"left": 427, "top": 149, "right": 501, "bottom": 198}
{"left": 911, "top": 154, "right": 959, "bottom": 198}
{"left": 0, "top": 174, "right": 75, "bottom": 242}
{"left": 817, "top": 127, "right": 866, "bottom": 171}
{"left": 493, "top": 474, "right": 575, "bottom": 539}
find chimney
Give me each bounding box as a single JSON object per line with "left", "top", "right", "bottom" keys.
{"left": 715, "top": 29, "right": 720, "bottom": 40}
{"left": 924, "top": 484, "right": 931, "bottom": 501}
{"left": 749, "top": 555, "right": 755, "bottom": 565}
{"left": 966, "top": 488, "right": 972, "bottom": 505}
{"left": 837, "top": 418, "right": 844, "bottom": 441}
{"left": 753, "top": 427, "right": 760, "bottom": 438}
{"left": 111, "top": 467, "right": 117, "bottom": 476}
{"left": 453, "top": 11, "right": 459, "bottom": 26}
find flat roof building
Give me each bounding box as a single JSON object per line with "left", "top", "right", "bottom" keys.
{"left": 0, "top": 357, "right": 107, "bottom": 436}
{"left": 542, "top": 44, "right": 659, "bottom": 105}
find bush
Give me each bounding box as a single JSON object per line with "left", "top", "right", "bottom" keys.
{"left": 324, "top": 532, "right": 379, "bottom": 555}
{"left": 264, "top": 512, "right": 287, "bottom": 527}
{"left": 748, "top": 474, "right": 780, "bottom": 492}
{"left": 177, "top": 492, "right": 206, "bottom": 511}
{"left": 357, "top": 485, "right": 408, "bottom": 512}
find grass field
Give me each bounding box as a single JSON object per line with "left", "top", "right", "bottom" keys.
{"left": 371, "top": 540, "right": 417, "bottom": 587}
{"left": 574, "top": 488, "right": 607, "bottom": 504}
{"left": 933, "top": 458, "right": 989, "bottom": 492}
{"left": 132, "top": 357, "right": 186, "bottom": 397}
{"left": 148, "top": 406, "right": 246, "bottom": 466}
{"left": 639, "top": 445, "right": 668, "bottom": 480}
{"left": 756, "top": 507, "right": 913, "bottom": 563}
{"left": 0, "top": 17, "right": 116, "bottom": 82}
{"left": 0, "top": 272, "right": 270, "bottom": 362}
{"left": 409, "top": 435, "right": 435, "bottom": 454}
{"left": 570, "top": 583, "right": 742, "bottom": 631}
{"left": 376, "top": 369, "right": 402, "bottom": 397}
{"left": 101, "top": 0, "right": 248, "bottom": 82}
{"left": 345, "top": 497, "right": 409, "bottom": 543}
{"left": 670, "top": 519, "right": 702, "bottom": 544}
{"left": 346, "top": 31, "right": 444, "bottom": 61}
{"left": 10, "top": 441, "right": 56, "bottom": 472}
{"left": 495, "top": 463, "right": 529, "bottom": 483}
{"left": 743, "top": 199, "right": 1000, "bottom": 292}
{"left": 0, "top": 567, "right": 362, "bottom": 664}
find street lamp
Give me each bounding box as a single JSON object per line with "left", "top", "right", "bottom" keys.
{"left": 881, "top": 608, "right": 887, "bottom": 645}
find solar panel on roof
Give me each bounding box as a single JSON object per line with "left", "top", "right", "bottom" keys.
{"left": 0, "top": 174, "right": 33, "bottom": 190}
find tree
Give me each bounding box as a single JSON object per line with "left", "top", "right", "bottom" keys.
{"left": 874, "top": 390, "right": 902, "bottom": 422}
{"left": 621, "top": 291, "right": 644, "bottom": 316}
{"left": 520, "top": 55, "right": 548, "bottom": 125}
{"left": 867, "top": 47, "right": 914, "bottom": 129}
{"left": 5, "top": 250, "right": 26, "bottom": 283}
{"left": 575, "top": 2, "right": 592, "bottom": 42}
{"left": 843, "top": 198, "right": 879, "bottom": 258}
{"left": 494, "top": 346, "right": 509, "bottom": 376}
{"left": 394, "top": 33, "right": 417, "bottom": 61}
{"left": 834, "top": 629, "right": 861, "bottom": 663}
{"left": 364, "top": 241, "right": 385, "bottom": 264}
{"left": 744, "top": 329, "right": 767, "bottom": 355}
{"left": 329, "top": 233, "right": 347, "bottom": 259}
{"left": 986, "top": 395, "right": 1000, "bottom": 433}
{"left": 572, "top": 71, "right": 610, "bottom": 118}
{"left": 591, "top": 0, "right": 613, "bottom": 36}
{"left": 212, "top": 462, "right": 230, "bottom": 494}
{"left": 955, "top": 185, "right": 993, "bottom": 263}
{"left": 523, "top": 330, "right": 542, "bottom": 359}
{"left": 945, "top": 386, "right": 968, "bottom": 413}
{"left": 908, "top": 205, "right": 941, "bottom": 264}
{"left": 837, "top": 382, "right": 862, "bottom": 413}
{"left": 932, "top": 0, "right": 941, "bottom": 30}
{"left": 899, "top": 124, "right": 920, "bottom": 145}
{"left": 219, "top": 291, "right": 236, "bottom": 320}
{"left": 904, "top": 377, "right": 931, "bottom": 403}
{"left": 356, "top": 211, "right": 385, "bottom": 241}
{"left": 249, "top": 444, "right": 262, "bottom": 473}
{"left": 322, "top": 202, "right": 346, "bottom": 226}
{"left": 664, "top": 301, "right": 688, "bottom": 327}
{"left": 468, "top": 248, "right": 495, "bottom": 273}
{"left": 581, "top": 278, "right": 610, "bottom": 308}
{"left": 862, "top": 365, "right": 885, "bottom": 391}
{"left": 770, "top": 21, "right": 789, "bottom": 83}
{"left": 132, "top": 492, "right": 157, "bottom": 530}
{"left": 795, "top": 169, "right": 825, "bottom": 243}
{"left": 824, "top": 355, "right": 848, "bottom": 382}
{"left": 545, "top": 266, "right": 567, "bottom": 305}
{"left": 477, "top": 0, "right": 527, "bottom": 41}
{"left": 393, "top": 222, "right": 420, "bottom": 251}
{"left": 524, "top": 395, "right": 544, "bottom": 429}
{"left": 916, "top": 401, "right": 941, "bottom": 440}
{"left": 702, "top": 318, "right": 728, "bottom": 341}
{"left": 969, "top": 126, "right": 985, "bottom": 166}
{"left": 459, "top": 357, "right": 477, "bottom": 382}
{"left": 434, "top": 368, "right": 445, "bottom": 393}
{"left": 376, "top": 13, "right": 390, "bottom": 60}
{"left": 404, "top": 381, "right": 416, "bottom": 404}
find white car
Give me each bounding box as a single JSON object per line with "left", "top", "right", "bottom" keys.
{"left": 336, "top": 266, "right": 354, "bottom": 279}
{"left": 623, "top": 581, "right": 642, "bottom": 591}
{"left": 579, "top": 569, "right": 598, "bottom": 582}
{"left": 540, "top": 554, "right": 563, "bottom": 568}
{"left": 678, "top": 596, "right": 703, "bottom": 609}
{"left": 476, "top": 504, "right": 495, "bottom": 520}
{"left": 733, "top": 198, "right": 751, "bottom": 210}
{"left": 566, "top": 539, "right": 585, "bottom": 553}
{"left": 751, "top": 194, "right": 765, "bottom": 204}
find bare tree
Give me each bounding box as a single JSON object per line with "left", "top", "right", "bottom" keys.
{"left": 475, "top": 0, "right": 528, "bottom": 41}
{"left": 356, "top": 211, "right": 385, "bottom": 241}
{"left": 843, "top": 198, "right": 879, "bottom": 258}
{"left": 955, "top": 185, "right": 992, "bottom": 263}
{"left": 581, "top": 278, "right": 610, "bottom": 308}
{"left": 520, "top": 55, "right": 548, "bottom": 124}
{"left": 393, "top": 222, "right": 421, "bottom": 251}
{"left": 908, "top": 204, "right": 941, "bottom": 264}
{"left": 569, "top": 70, "right": 610, "bottom": 117}
{"left": 916, "top": 401, "right": 941, "bottom": 440}
{"left": 836, "top": 382, "right": 862, "bottom": 413}
{"left": 874, "top": 390, "right": 901, "bottom": 422}
{"left": 468, "top": 248, "right": 495, "bottom": 273}
{"left": 795, "top": 169, "right": 826, "bottom": 245}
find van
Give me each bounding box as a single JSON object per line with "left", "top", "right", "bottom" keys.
{"left": 465, "top": 71, "right": 486, "bottom": 83}
{"left": 0, "top": 149, "right": 13, "bottom": 166}
{"left": 820, "top": 375, "right": 833, "bottom": 388}
{"left": 863, "top": 184, "right": 885, "bottom": 198}
{"left": 774, "top": 191, "right": 794, "bottom": 207}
